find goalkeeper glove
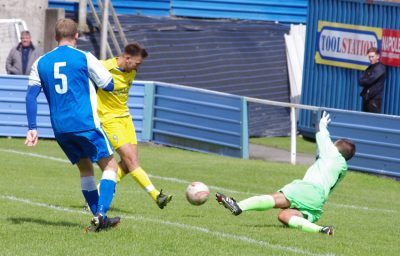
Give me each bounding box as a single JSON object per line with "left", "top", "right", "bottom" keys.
{"left": 319, "top": 111, "right": 331, "bottom": 132}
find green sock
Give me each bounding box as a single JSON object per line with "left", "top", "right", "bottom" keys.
{"left": 237, "top": 195, "right": 275, "bottom": 211}
{"left": 288, "top": 216, "right": 322, "bottom": 233}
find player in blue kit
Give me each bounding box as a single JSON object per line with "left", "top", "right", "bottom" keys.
{"left": 25, "top": 18, "right": 120, "bottom": 232}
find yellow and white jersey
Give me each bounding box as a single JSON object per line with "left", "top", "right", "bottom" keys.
{"left": 97, "top": 58, "right": 136, "bottom": 123}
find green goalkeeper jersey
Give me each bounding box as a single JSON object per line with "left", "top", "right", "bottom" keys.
{"left": 302, "top": 129, "right": 348, "bottom": 200}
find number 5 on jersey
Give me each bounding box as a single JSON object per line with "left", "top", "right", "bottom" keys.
{"left": 54, "top": 62, "right": 68, "bottom": 94}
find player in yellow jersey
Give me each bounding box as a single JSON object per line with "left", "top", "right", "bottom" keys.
{"left": 97, "top": 43, "right": 172, "bottom": 209}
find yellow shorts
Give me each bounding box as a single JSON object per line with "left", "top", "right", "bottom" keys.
{"left": 101, "top": 116, "right": 137, "bottom": 149}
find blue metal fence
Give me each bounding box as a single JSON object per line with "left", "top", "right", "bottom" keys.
{"left": 0, "top": 75, "right": 54, "bottom": 138}
{"left": 48, "top": 0, "right": 170, "bottom": 16}
{"left": 0, "top": 76, "right": 248, "bottom": 158}
{"left": 129, "top": 82, "right": 147, "bottom": 142}
{"left": 0, "top": 75, "right": 146, "bottom": 140}
{"left": 102, "top": 0, "right": 170, "bottom": 16}
{"left": 320, "top": 108, "right": 400, "bottom": 178}
{"left": 48, "top": 0, "right": 79, "bottom": 12}
{"left": 171, "top": 0, "right": 307, "bottom": 24}
{"left": 48, "top": 0, "right": 307, "bottom": 24}
{"left": 151, "top": 82, "right": 248, "bottom": 158}
{"left": 3, "top": 75, "right": 400, "bottom": 176}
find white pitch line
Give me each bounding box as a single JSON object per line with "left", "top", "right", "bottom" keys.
{"left": 328, "top": 203, "right": 397, "bottom": 213}
{"left": 0, "top": 148, "right": 397, "bottom": 214}
{"left": 0, "top": 149, "right": 252, "bottom": 196}
{"left": 1, "top": 149, "right": 70, "bottom": 163}
{"left": 1, "top": 195, "right": 333, "bottom": 256}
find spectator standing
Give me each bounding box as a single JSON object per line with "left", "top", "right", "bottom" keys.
{"left": 359, "top": 47, "right": 386, "bottom": 113}
{"left": 6, "top": 30, "right": 43, "bottom": 75}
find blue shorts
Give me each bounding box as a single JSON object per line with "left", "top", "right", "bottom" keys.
{"left": 55, "top": 128, "right": 114, "bottom": 164}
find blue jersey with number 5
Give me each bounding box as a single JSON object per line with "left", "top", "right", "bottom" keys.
{"left": 28, "top": 45, "right": 112, "bottom": 134}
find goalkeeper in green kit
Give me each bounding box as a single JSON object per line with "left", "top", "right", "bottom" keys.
{"left": 216, "top": 111, "right": 355, "bottom": 236}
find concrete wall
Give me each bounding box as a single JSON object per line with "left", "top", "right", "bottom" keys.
{"left": 0, "top": 0, "right": 48, "bottom": 48}
{"left": 44, "top": 8, "right": 65, "bottom": 53}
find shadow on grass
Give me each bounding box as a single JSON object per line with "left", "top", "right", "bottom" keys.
{"left": 181, "top": 214, "right": 207, "bottom": 218}
{"left": 8, "top": 217, "right": 81, "bottom": 227}
{"left": 69, "top": 204, "right": 137, "bottom": 215}
{"left": 243, "top": 223, "right": 283, "bottom": 229}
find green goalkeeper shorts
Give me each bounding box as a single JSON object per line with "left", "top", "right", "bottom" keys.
{"left": 279, "top": 180, "right": 326, "bottom": 223}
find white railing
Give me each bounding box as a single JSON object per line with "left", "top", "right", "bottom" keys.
{"left": 145, "top": 80, "right": 320, "bottom": 165}
{"left": 245, "top": 96, "right": 319, "bottom": 165}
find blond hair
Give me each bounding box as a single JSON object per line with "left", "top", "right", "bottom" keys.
{"left": 55, "top": 18, "right": 78, "bottom": 42}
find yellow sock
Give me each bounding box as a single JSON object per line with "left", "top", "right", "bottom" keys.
{"left": 116, "top": 166, "right": 126, "bottom": 183}
{"left": 130, "top": 167, "right": 159, "bottom": 201}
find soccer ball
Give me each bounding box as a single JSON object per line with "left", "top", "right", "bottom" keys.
{"left": 186, "top": 182, "right": 210, "bottom": 206}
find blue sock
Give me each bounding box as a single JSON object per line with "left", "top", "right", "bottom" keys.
{"left": 82, "top": 190, "right": 99, "bottom": 215}
{"left": 80, "top": 176, "right": 98, "bottom": 215}
{"left": 97, "top": 170, "right": 117, "bottom": 216}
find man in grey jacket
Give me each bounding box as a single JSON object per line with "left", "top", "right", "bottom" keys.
{"left": 6, "top": 31, "right": 43, "bottom": 75}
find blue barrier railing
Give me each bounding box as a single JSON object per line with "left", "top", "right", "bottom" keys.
{"left": 0, "top": 76, "right": 248, "bottom": 158}
{"left": 151, "top": 82, "right": 248, "bottom": 158}
{"left": 0, "top": 75, "right": 54, "bottom": 138}
{"left": 48, "top": 0, "right": 307, "bottom": 24}
{"left": 2, "top": 75, "right": 400, "bottom": 177}
{"left": 321, "top": 109, "right": 400, "bottom": 178}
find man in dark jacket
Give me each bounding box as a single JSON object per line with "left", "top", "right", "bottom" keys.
{"left": 5, "top": 31, "right": 43, "bottom": 75}
{"left": 359, "top": 47, "right": 386, "bottom": 113}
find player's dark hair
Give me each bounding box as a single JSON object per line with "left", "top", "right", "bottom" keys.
{"left": 367, "top": 47, "right": 379, "bottom": 55}
{"left": 335, "top": 139, "right": 356, "bottom": 161}
{"left": 124, "top": 43, "right": 148, "bottom": 58}
{"left": 55, "top": 18, "right": 78, "bottom": 42}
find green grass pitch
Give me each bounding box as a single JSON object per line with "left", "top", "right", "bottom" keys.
{"left": 0, "top": 138, "right": 399, "bottom": 255}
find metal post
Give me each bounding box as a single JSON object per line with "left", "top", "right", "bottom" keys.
{"left": 290, "top": 106, "right": 297, "bottom": 165}
{"left": 100, "top": 0, "right": 110, "bottom": 60}
{"left": 78, "top": 0, "right": 90, "bottom": 33}
{"left": 87, "top": 0, "right": 113, "bottom": 57}
{"left": 243, "top": 96, "right": 319, "bottom": 164}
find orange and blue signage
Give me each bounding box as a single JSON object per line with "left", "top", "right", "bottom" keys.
{"left": 315, "top": 21, "right": 382, "bottom": 70}
{"left": 316, "top": 20, "right": 400, "bottom": 69}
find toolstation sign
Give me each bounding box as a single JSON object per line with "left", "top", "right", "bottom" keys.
{"left": 315, "top": 20, "right": 400, "bottom": 70}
